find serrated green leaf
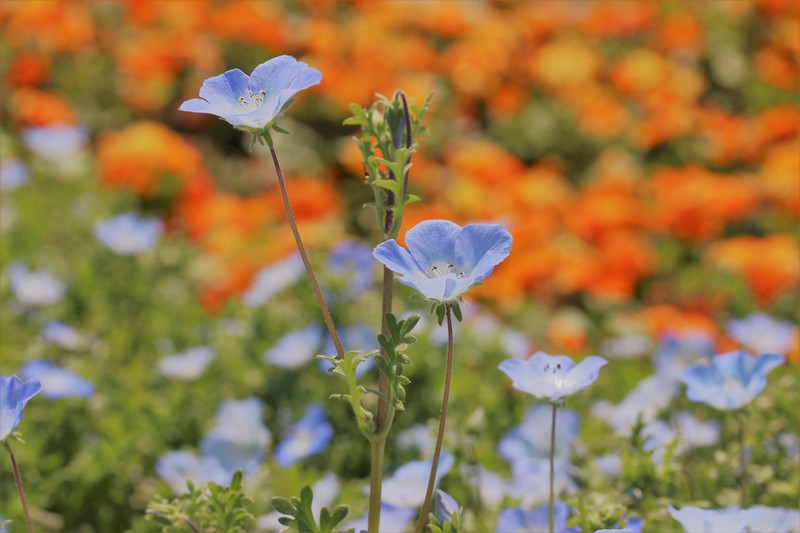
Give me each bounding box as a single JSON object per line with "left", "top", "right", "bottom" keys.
{"left": 272, "top": 497, "right": 295, "bottom": 515}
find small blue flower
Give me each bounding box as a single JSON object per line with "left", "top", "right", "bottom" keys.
{"left": 18, "top": 360, "right": 93, "bottom": 399}
{"left": 495, "top": 501, "right": 570, "bottom": 533}
{"left": 668, "top": 505, "right": 765, "bottom": 533}
{"left": 42, "top": 321, "right": 83, "bottom": 350}
{"left": 499, "top": 352, "right": 607, "bottom": 403}
{"left": 200, "top": 397, "right": 271, "bottom": 476}
{"left": 381, "top": 451, "right": 454, "bottom": 509}
{"left": 155, "top": 450, "right": 231, "bottom": 494}
{"left": 7, "top": 261, "right": 66, "bottom": 307}
{"left": 728, "top": 312, "right": 797, "bottom": 356}
{"left": 94, "top": 213, "right": 163, "bottom": 255}
{"left": 499, "top": 405, "right": 579, "bottom": 464}
{"left": 326, "top": 240, "right": 376, "bottom": 301}
{"left": 242, "top": 253, "right": 304, "bottom": 307}
{"left": 179, "top": 55, "right": 321, "bottom": 132}
{"left": 678, "top": 350, "right": 784, "bottom": 410}
{"left": 157, "top": 346, "right": 215, "bottom": 381}
{"left": 0, "top": 159, "right": 29, "bottom": 192}
{"left": 0, "top": 375, "right": 41, "bottom": 441}
{"left": 592, "top": 375, "right": 677, "bottom": 434}
{"left": 372, "top": 219, "right": 512, "bottom": 303}
{"left": 462, "top": 465, "right": 508, "bottom": 510}
{"left": 263, "top": 325, "right": 323, "bottom": 369}
{"left": 654, "top": 330, "right": 716, "bottom": 381}
{"left": 434, "top": 490, "right": 460, "bottom": 525}
{"left": 22, "top": 124, "right": 87, "bottom": 159}
{"left": 273, "top": 404, "right": 333, "bottom": 467}
{"left": 342, "top": 504, "right": 415, "bottom": 533}
{"left": 748, "top": 505, "right": 800, "bottom": 532}
{"left": 508, "top": 457, "right": 570, "bottom": 508}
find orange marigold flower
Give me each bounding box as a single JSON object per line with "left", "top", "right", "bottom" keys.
{"left": 755, "top": 137, "right": 800, "bottom": 216}
{"left": 445, "top": 139, "right": 525, "bottom": 187}
{"left": 9, "top": 88, "right": 78, "bottom": 126}
{"left": 705, "top": 234, "right": 800, "bottom": 304}
{"left": 579, "top": 0, "right": 655, "bottom": 39}
{"left": 6, "top": 51, "right": 50, "bottom": 88}
{"left": 637, "top": 304, "right": 719, "bottom": 338}
{"left": 96, "top": 121, "right": 205, "bottom": 197}
{"left": 529, "top": 38, "right": 603, "bottom": 89}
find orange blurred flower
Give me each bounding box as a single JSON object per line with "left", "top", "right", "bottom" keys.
{"left": 705, "top": 234, "right": 800, "bottom": 303}
{"left": 1, "top": 0, "right": 94, "bottom": 53}
{"left": 529, "top": 38, "right": 603, "bottom": 89}
{"left": 6, "top": 51, "right": 50, "bottom": 88}
{"left": 9, "top": 88, "right": 79, "bottom": 126}
{"left": 755, "top": 137, "right": 800, "bottom": 216}
{"left": 580, "top": 0, "right": 655, "bottom": 39}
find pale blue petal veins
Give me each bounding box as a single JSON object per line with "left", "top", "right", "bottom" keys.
{"left": 372, "top": 239, "right": 425, "bottom": 278}
{"left": 455, "top": 223, "right": 513, "bottom": 280}
{"left": 404, "top": 220, "right": 461, "bottom": 272}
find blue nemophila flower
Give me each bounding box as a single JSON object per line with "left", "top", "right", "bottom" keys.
{"left": 499, "top": 352, "right": 607, "bottom": 403}
{"left": 678, "top": 350, "right": 784, "bottom": 410}
{"left": 200, "top": 397, "right": 271, "bottom": 476}
{"left": 94, "top": 213, "right": 163, "bottom": 255}
{"left": 668, "top": 505, "right": 765, "bottom": 533}
{"left": 499, "top": 405, "right": 579, "bottom": 464}
{"left": 42, "top": 321, "right": 83, "bottom": 350}
{"left": 508, "top": 457, "right": 570, "bottom": 507}
{"left": 434, "top": 490, "right": 460, "bottom": 525}
{"left": 0, "top": 159, "right": 29, "bottom": 192}
{"left": 242, "top": 253, "right": 303, "bottom": 307}
{"left": 22, "top": 124, "right": 87, "bottom": 159}
{"left": 728, "top": 312, "right": 797, "bottom": 356}
{"left": 7, "top": 261, "right": 66, "bottom": 307}
{"left": 372, "top": 219, "right": 512, "bottom": 303}
{"left": 462, "top": 465, "right": 508, "bottom": 510}
{"left": 157, "top": 346, "right": 215, "bottom": 381}
{"left": 155, "top": 450, "right": 231, "bottom": 494}
{"left": 343, "top": 504, "right": 415, "bottom": 533}
{"left": 18, "top": 360, "right": 93, "bottom": 399}
{"left": 748, "top": 505, "right": 800, "bottom": 532}
{"left": 273, "top": 404, "right": 333, "bottom": 467}
{"left": 326, "top": 240, "right": 376, "bottom": 301}
{"left": 0, "top": 375, "right": 41, "bottom": 441}
{"left": 381, "top": 451, "right": 454, "bottom": 508}
{"left": 263, "top": 325, "right": 323, "bottom": 369}
{"left": 179, "top": 55, "right": 321, "bottom": 133}
{"left": 495, "top": 501, "right": 571, "bottom": 533}
{"left": 592, "top": 375, "right": 677, "bottom": 434}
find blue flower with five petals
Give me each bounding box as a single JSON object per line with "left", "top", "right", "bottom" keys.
{"left": 0, "top": 376, "right": 41, "bottom": 441}
{"left": 499, "top": 352, "right": 607, "bottom": 403}
{"left": 372, "top": 219, "right": 512, "bottom": 303}
{"left": 678, "top": 350, "right": 784, "bottom": 410}
{"left": 179, "top": 55, "right": 321, "bottom": 133}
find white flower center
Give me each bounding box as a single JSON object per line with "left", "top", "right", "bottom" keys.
{"left": 429, "top": 262, "right": 466, "bottom": 279}
{"left": 542, "top": 362, "right": 566, "bottom": 388}
{"left": 238, "top": 89, "right": 268, "bottom": 110}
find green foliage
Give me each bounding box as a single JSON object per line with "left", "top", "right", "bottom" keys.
{"left": 428, "top": 509, "right": 460, "bottom": 533}
{"left": 145, "top": 471, "right": 253, "bottom": 533}
{"left": 270, "top": 485, "right": 350, "bottom": 533}
{"left": 344, "top": 92, "right": 432, "bottom": 238}
{"left": 319, "top": 350, "right": 377, "bottom": 437}
{"left": 375, "top": 313, "right": 420, "bottom": 413}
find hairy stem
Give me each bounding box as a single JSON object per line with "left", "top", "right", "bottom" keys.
{"left": 269, "top": 146, "right": 344, "bottom": 359}
{"left": 550, "top": 405, "right": 557, "bottom": 533}
{"left": 414, "top": 306, "right": 455, "bottom": 533}
{"left": 367, "top": 436, "right": 387, "bottom": 533}
{"left": 6, "top": 443, "right": 35, "bottom": 533}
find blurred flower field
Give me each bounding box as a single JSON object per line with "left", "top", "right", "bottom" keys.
{"left": 0, "top": 1, "right": 799, "bottom": 532}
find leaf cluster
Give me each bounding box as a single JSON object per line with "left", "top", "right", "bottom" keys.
{"left": 145, "top": 471, "right": 253, "bottom": 533}
{"left": 319, "top": 350, "right": 378, "bottom": 437}
{"left": 427, "top": 510, "right": 460, "bottom": 533}
{"left": 374, "top": 313, "right": 420, "bottom": 413}
{"left": 270, "top": 485, "right": 350, "bottom": 533}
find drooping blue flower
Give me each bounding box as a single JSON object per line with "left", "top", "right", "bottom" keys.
{"left": 678, "top": 350, "right": 784, "bottom": 410}
{"left": 273, "top": 404, "right": 333, "bottom": 467}
{"left": 499, "top": 405, "right": 579, "bottom": 464}
{"left": 155, "top": 450, "right": 231, "bottom": 494}
{"left": 18, "top": 360, "right": 93, "bottom": 399}
{"left": 326, "top": 240, "right": 376, "bottom": 301}
{"left": 94, "top": 213, "right": 163, "bottom": 255}
{"left": 654, "top": 329, "right": 716, "bottom": 381}
{"left": 495, "top": 500, "right": 570, "bottom": 533}
{"left": 42, "top": 321, "right": 83, "bottom": 350}
{"left": 728, "top": 312, "right": 797, "bottom": 356}
{"left": 22, "top": 124, "right": 87, "bottom": 159}
{"left": 372, "top": 219, "right": 512, "bottom": 303}
{"left": 179, "top": 55, "right": 321, "bottom": 132}
{"left": 263, "top": 325, "right": 323, "bottom": 369}
{"left": 0, "top": 376, "right": 41, "bottom": 441}
{"left": 0, "top": 159, "right": 29, "bottom": 192}
{"left": 242, "top": 253, "right": 304, "bottom": 307}
{"left": 381, "top": 451, "right": 454, "bottom": 509}
{"left": 499, "top": 352, "right": 607, "bottom": 403}
{"left": 434, "top": 490, "right": 460, "bottom": 525}
{"left": 668, "top": 505, "right": 765, "bottom": 533}
{"left": 7, "top": 261, "right": 66, "bottom": 307}
{"left": 157, "top": 346, "right": 215, "bottom": 381}
{"left": 200, "top": 397, "right": 271, "bottom": 476}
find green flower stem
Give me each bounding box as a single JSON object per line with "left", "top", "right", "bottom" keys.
{"left": 414, "top": 305, "right": 455, "bottom": 533}
{"left": 269, "top": 146, "right": 344, "bottom": 359}
{"left": 180, "top": 517, "right": 201, "bottom": 533}
{"left": 367, "top": 435, "right": 387, "bottom": 533}
{"left": 4, "top": 442, "right": 35, "bottom": 533}
{"left": 737, "top": 410, "right": 746, "bottom": 507}
{"left": 376, "top": 266, "right": 394, "bottom": 435}
{"left": 549, "top": 404, "right": 557, "bottom": 533}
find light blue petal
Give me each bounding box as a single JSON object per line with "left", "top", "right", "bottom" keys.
{"left": 562, "top": 355, "right": 607, "bottom": 392}
{"left": 454, "top": 223, "right": 512, "bottom": 281}
{"left": 197, "top": 68, "right": 250, "bottom": 114}
{"left": 498, "top": 358, "right": 537, "bottom": 388}
{"left": 712, "top": 351, "right": 748, "bottom": 382}
{"left": 749, "top": 352, "right": 784, "bottom": 382}
{"left": 178, "top": 98, "right": 216, "bottom": 114}
{"left": 249, "top": 56, "right": 322, "bottom": 97}
{"left": 0, "top": 376, "right": 42, "bottom": 440}
{"left": 373, "top": 240, "right": 425, "bottom": 278}
{"left": 404, "top": 220, "right": 461, "bottom": 271}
